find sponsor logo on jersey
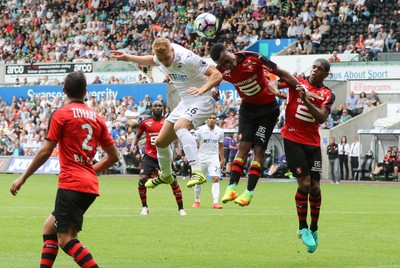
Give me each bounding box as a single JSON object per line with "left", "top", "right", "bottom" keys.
{"left": 145, "top": 121, "right": 153, "bottom": 127}
{"left": 169, "top": 74, "right": 189, "bottom": 81}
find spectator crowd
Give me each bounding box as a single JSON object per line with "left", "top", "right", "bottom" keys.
{"left": 0, "top": 0, "right": 399, "bottom": 67}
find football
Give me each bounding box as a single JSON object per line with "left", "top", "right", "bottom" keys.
{"left": 194, "top": 13, "right": 219, "bottom": 38}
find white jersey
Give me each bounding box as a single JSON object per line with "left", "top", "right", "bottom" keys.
{"left": 153, "top": 43, "right": 212, "bottom": 104}
{"left": 195, "top": 124, "right": 224, "bottom": 160}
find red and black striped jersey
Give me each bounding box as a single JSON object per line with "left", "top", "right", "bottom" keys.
{"left": 281, "top": 77, "right": 335, "bottom": 146}
{"left": 217, "top": 51, "right": 278, "bottom": 105}
{"left": 137, "top": 117, "right": 165, "bottom": 159}
{"left": 46, "top": 101, "right": 114, "bottom": 195}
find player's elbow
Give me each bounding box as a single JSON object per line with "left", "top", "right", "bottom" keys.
{"left": 211, "top": 71, "right": 223, "bottom": 83}
{"left": 109, "top": 151, "right": 120, "bottom": 164}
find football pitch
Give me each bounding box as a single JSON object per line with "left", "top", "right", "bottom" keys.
{"left": 0, "top": 174, "right": 399, "bottom": 268}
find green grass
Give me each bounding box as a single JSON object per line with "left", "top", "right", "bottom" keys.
{"left": 1, "top": 174, "right": 399, "bottom": 268}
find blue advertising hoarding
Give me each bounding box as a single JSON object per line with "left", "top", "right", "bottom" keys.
{"left": 0, "top": 83, "right": 168, "bottom": 105}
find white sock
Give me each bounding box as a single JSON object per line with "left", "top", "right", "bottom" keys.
{"left": 157, "top": 146, "right": 172, "bottom": 177}
{"left": 212, "top": 182, "right": 220, "bottom": 204}
{"left": 176, "top": 128, "right": 200, "bottom": 171}
{"left": 194, "top": 184, "right": 202, "bottom": 202}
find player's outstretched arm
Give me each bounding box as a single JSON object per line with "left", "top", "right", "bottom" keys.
{"left": 93, "top": 144, "right": 119, "bottom": 174}
{"left": 10, "top": 140, "right": 57, "bottom": 196}
{"left": 186, "top": 66, "right": 223, "bottom": 96}
{"left": 274, "top": 67, "right": 302, "bottom": 88}
{"left": 111, "top": 50, "right": 159, "bottom": 66}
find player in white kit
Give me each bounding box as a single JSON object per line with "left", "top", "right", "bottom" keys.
{"left": 112, "top": 38, "right": 223, "bottom": 188}
{"left": 192, "top": 114, "right": 225, "bottom": 209}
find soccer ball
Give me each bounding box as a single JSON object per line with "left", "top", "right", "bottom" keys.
{"left": 194, "top": 13, "right": 219, "bottom": 38}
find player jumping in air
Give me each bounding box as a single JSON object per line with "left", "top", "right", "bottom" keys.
{"left": 209, "top": 43, "right": 299, "bottom": 206}
{"left": 112, "top": 38, "right": 222, "bottom": 190}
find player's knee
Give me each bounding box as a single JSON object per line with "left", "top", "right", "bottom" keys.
{"left": 310, "top": 183, "right": 320, "bottom": 195}
{"left": 155, "top": 139, "right": 167, "bottom": 148}
{"left": 138, "top": 177, "right": 148, "bottom": 186}
{"left": 298, "top": 177, "right": 311, "bottom": 192}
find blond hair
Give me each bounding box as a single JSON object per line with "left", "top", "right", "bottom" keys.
{"left": 152, "top": 38, "right": 171, "bottom": 55}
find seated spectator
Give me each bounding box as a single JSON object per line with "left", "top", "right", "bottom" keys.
{"left": 355, "top": 34, "right": 365, "bottom": 52}
{"left": 370, "top": 149, "right": 396, "bottom": 180}
{"left": 265, "top": 155, "right": 293, "bottom": 178}
{"left": 395, "top": 41, "right": 400, "bottom": 52}
{"left": 330, "top": 5, "right": 340, "bottom": 23}
{"left": 311, "top": 28, "right": 322, "bottom": 49}
{"left": 346, "top": 91, "right": 360, "bottom": 115}
{"left": 385, "top": 29, "right": 398, "bottom": 52}
{"left": 294, "top": 20, "right": 305, "bottom": 37}
{"left": 364, "top": 34, "right": 375, "bottom": 51}
{"left": 301, "top": 21, "right": 312, "bottom": 38}
{"left": 174, "top": 155, "right": 192, "bottom": 179}
{"left": 271, "top": 15, "right": 282, "bottom": 36}
{"left": 298, "top": 6, "right": 312, "bottom": 23}
{"left": 111, "top": 123, "right": 123, "bottom": 140}
{"left": 320, "top": 114, "right": 334, "bottom": 129}
{"left": 125, "top": 108, "right": 140, "bottom": 128}
{"left": 137, "top": 100, "right": 147, "bottom": 114}
{"left": 343, "top": 44, "right": 355, "bottom": 54}
{"left": 367, "top": 17, "right": 383, "bottom": 36}
{"left": 302, "top": 36, "right": 313, "bottom": 54}
{"left": 367, "top": 90, "right": 381, "bottom": 106}
{"left": 360, "top": 6, "right": 371, "bottom": 21}
{"left": 363, "top": 99, "right": 375, "bottom": 113}
{"left": 287, "top": 21, "right": 297, "bottom": 38}
{"left": 339, "top": 109, "right": 352, "bottom": 124}
{"left": 355, "top": 91, "right": 367, "bottom": 114}
{"left": 318, "top": 19, "right": 330, "bottom": 38}
{"left": 371, "top": 33, "right": 384, "bottom": 58}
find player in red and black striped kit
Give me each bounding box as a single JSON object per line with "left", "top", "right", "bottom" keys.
{"left": 10, "top": 72, "right": 119, "bottom": 268}
{"left": 133, "top": 101, "right": 186, "bottom": 216}
{"left": 210, "top": 43, "right": 300, "bottom": 207}
{"left": 278, "top": 59, "right": 335, "bottom": 253}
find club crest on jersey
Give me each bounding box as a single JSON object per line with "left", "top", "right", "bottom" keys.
{"left": 222, "top": 70, "right": 231, "bottom": 77}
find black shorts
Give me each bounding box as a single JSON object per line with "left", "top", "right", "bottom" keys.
{"left": 284, "top": 138, "right": 322, "bottom": 180}
{"left": 52, "top": 189, "right": 97, "bottom": 233}
{"left": 238, "top": 101, "right": 279, "bottom": 147}
{"left": 140, "top": 154, "right": 159, "bottom": 178}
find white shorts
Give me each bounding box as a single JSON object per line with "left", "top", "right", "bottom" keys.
{"left": 166, "top": 98, "right": 214, "bottom": 128}
{"left": 200, "top": 157, "right": 220, "bottom": 177}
